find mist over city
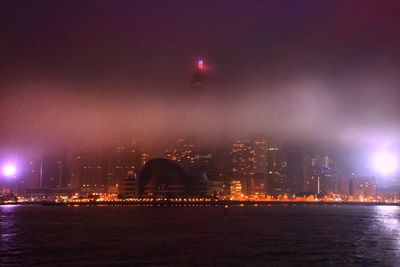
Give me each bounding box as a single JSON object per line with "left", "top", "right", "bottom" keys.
{"left": 2, "top": 1, "right": 400, "bottom": 266}
{"left": 1, "top": 1, "right": 400, "bottom": 152}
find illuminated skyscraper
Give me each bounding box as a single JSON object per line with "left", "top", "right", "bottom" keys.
{"left": 232, "top": 139, "right": 254, "bottom": 195}
{"left": 304, "top": 150, "right": 339, "bottom": 195}
{"left": 266, "top": 145, "right": 288, "bottom": 195}
{"left": 232, "top": 139, "right": 267, "bottom": 195}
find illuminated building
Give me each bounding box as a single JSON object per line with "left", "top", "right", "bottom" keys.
{"left": 251, "top": 140, "right": 268, "bottom": 194}
{"left": 230, "top": 180, "right": 242, "bottom": 198}
{"left": 119, "top": 170, "right": 139, "bottom": 197}
{"left": 165, "top": 138, "right": 213, "bottom": 170}
{"left": 193, "top": 152, "right": 214, "bottom": 167}
{"left": 232, "top": 139, "right": 254, "bottom": 194}
{"left": 303, "top": 153, "right": 318, "bottom": 193}
{"left": 165, "top": 138, "right": 196, "bottom": 167}
{"left": 254, "top": 140, "right": 267, "bottom": 174}
{"left": 341, "top": 176, "right": 377, "bottom": 198}
{"left": 303, "top": 151, "right": 339, "bottom": 195}
{"left": 141, "top": 152, "right": 151, "bottom": 167}
{"left": 318, "top": 156, "right": 339, "bottom": 195}
{"left": 266, "top": 145, "right": 287, "bottom": 195}
{"left": 232, "top": 139, "right": 267, "bottom": 195}
{"left": 208, "top": 180, "right": 230, "bottom": 197}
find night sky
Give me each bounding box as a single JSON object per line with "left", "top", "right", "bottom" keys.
{"left": 1, "top": 0, "right": 400, "bottom": 152}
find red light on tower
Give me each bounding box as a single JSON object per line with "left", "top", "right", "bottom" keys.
{"left": 197, "top": 60, "right": 204, "bottom": 70}
{"left": 191, "top": 58, "right": 207, "bottom": 88}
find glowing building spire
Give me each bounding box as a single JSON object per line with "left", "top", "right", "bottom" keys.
{"left": 192, "top": 59, "right": 207, "bottom": 88}
{"left": 197, "top": 60, "right": 205, "bottom": 70}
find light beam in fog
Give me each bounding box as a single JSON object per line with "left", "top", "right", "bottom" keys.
{"left": 371, "top": 150, "right": 398, "bottom": 175}
{"left": 2, "top": 163, "right": 17, "bottom": 177}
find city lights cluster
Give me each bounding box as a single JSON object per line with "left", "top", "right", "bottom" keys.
{"left": 2, "top": 193, "right": 400, "bottom": 205}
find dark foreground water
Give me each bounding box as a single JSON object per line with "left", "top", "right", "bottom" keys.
{"left": 1, "top": 204, "right": 400, "bottom": 266}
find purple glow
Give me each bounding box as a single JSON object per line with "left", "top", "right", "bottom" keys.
{"left": 2, "top": 164, "right": 17, "bottom": 177}
{"left": 371, "top": 150, "right": 398, "bottom": 175}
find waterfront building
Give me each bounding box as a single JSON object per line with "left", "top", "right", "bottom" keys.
{"left": 208, "top": 180, "right": 230, "bottom": 197}
{"left": 119, "top": 170, "right": 139, "bottom": 197}
{"left": 140, "top": 158, "right": 208, "bottom": 197}
{"left": 230, "top": 180, "right": 243, "bottom": 198}
{"left": 341, "top": 176, "right": 377, "bottom": 198}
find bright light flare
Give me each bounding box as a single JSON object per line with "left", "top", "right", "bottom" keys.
{"left": 371, "top": 150, "right": 398, "bottom": 175}
{"left": 2, "top": 164, "right": 17, "bottom": 177}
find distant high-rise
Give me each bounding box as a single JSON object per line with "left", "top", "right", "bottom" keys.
{"left": 304, "top": 150, "right": 339, "bottom": 195}
{"left": 251, "top": 140, "right": 268, "bottom": 195}
{"left": 286, "top": 148, "right": 305, "bottom": 194}
{"left": 266, "top": 145, "right": 287, "bottom": 195}
{"left": 232, "top": 139, "right": 254, "bottom": 195}
{"left": 18, "top": 159, "right": 41, "bottom": 193}
{"left": 71, "top": 150, "right": 108, "bottom": 193}
{"left": 106, "top": 139, "right": 142, "bottom": 191}
{"left": 341, "top": 176, "right": 377, "bottom": 198}
{"left": 232, "top": 139, "right": 267, "bottom": 195}
{"left": 41, "top": 149, "right": 69, "bottom": 188}
{"left": 69, "top": 138, "right": 143, "bottom": 194}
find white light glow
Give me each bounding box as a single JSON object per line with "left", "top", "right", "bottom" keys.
{"left": 372, "top": 150, "right": 398, "bottom": 175}
{"left": 2, "top": 164, "right": 17, "bottom": 177}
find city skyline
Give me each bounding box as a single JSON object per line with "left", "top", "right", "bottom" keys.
{"left": 2, "top": 136, "right": 396, "bottom": 199}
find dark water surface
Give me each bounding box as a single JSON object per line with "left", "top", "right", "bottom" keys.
{"left": 1, "top": 204, "right": 400, "bottom": 266}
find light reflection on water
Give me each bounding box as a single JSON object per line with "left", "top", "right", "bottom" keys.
{"left": 1, "top": 205, "right": 17, "bottom": 241}
{"left": 0, "top": 205, "right": 19, "bottom": 266}
{"left": 375, "top": 205, "right": 400, "bottom": 250}
{"left": 1, "top": 204, "right": 400, "bottom": 266}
